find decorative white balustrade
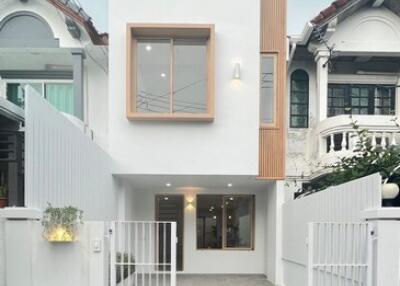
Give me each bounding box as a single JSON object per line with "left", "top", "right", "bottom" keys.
{"left": 315, "top": 115, "right": 400, "bottom": 165}
{"left": 323, "top": 131, "right": 400, "bottom": 154}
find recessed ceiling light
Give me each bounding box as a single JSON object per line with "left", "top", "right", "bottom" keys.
{"left": 213, "top": 216, "right": 217, "bottom": 220}
{"left": 160, "top": 73, "right": 166, "bottom": 78}
{"left": 166, "top": 182, "right": 171, "bottom": 187}
{"left": 230, "top": 197, "right": 234, "bottom": 201}
{"left": 227, "top": 183, "right": 233, "bottom": 188}
{"left": 145, "top": 45, "right": 152, "bottom": 51}
{"left": 164, "top": 197, "right": 169, "bottom": 201}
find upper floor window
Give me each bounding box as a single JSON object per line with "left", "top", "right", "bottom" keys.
{"left": 126, "top": 24, "right": 215, "bottom": 121}
{"left": 6, "top": 81, "right": 74, "bottom": 115}
{"left": 328, "top": 84, "right": 396, "bottom": 117}
{"left": 290, "top": 70, "right": 309, "bottom": 128}
{"left": 260, "top": 54, "right": 276, "bottom": 126}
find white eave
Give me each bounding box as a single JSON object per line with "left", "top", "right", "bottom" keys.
{"left": 0, "top": 97, "right": 24, "bottom": 122}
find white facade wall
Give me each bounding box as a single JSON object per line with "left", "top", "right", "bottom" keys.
{"left": 123, "top": 185, "right": 269, "bottom": 275}
{"left": 0, "top": 0, "right": 86, "bottom": 48}
{"left": 4, "top": 219, "right": 108, "bottom": 286}
{"left": 86, "top": 55, "right": 109, "bottom": 148}
{"left": 109, "top": 0, "right": 260, "bottom": 175}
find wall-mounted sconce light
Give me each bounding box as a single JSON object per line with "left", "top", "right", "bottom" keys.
{"left": 233, "top": 63, "right": 241, "bottom": 80}
{"left": 186, "top": 198, "right": 195, "bottom": 209}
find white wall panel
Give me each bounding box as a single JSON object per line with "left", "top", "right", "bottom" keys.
{"left": 25, "top": 88, "right": 118, "bottom": 220}
{"left": 282, "top": 174, "right": 382, "bottom": 286}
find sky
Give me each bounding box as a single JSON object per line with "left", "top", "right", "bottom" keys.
{"left": 78, "top": 0, "right": 333, "bottom": 35}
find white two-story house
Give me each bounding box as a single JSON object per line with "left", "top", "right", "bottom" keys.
{"left": 0, "top": 0, "right": 288, "bottom": 285}
{"left": 286, "top": 0, "right": 400, "bottom": 196}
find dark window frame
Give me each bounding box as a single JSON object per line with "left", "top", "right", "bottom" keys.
{"left": 328, "top": 84, "right": 396, "bottom": 117}
{"left": 290, "top": 70, "right": 309, "bottom": 128}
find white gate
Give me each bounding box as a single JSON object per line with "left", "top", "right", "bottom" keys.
{"left": 110, "top": 222, "right": 177, "bottom": 286}
{"left": 307, "top": 222, "right": 373, "bottom": 286}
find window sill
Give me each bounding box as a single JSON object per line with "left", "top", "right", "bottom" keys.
{"left": 127, "top": 112, "right": 214, "bottom": 122}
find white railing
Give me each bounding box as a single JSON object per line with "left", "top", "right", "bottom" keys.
{"left": 282, "top": 174, "right": 382, "bottom": 286}
{"left": 110, "top": 221, "right": 177, "bottom": 286}
{"left": 307, "top": 222, "right": 372, "bottom": 286}
{"left": 24, "top": 87, "right": 118, "bottom": 220}
{"left": 314, "top": 115, "right": 400, "bottom": 166}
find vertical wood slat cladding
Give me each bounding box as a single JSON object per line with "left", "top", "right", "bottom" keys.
{"left": 259, "top": 0, "right": 287, "bottom": 179}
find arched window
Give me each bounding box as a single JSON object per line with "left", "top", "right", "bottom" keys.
{"left": 290, "top": 70, "right": 309, "bottom": 128}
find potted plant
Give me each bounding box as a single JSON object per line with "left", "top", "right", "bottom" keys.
{"left": 0, "top": 186, "right": 7, "bottom": 208}
{"left": 42, "top": 203, "right": 83, "bottom": 242}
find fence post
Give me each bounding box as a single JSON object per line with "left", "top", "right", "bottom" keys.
{"left": 109, "top": 222, "right": 116, "bottom": 286}
{"left": 170, "top": 222, "right": 177, "bottom": 286}
{"left": 366, "top": 223, "right": 374, "bottom": 286}
{"left": 307, "top": 223, "right": 314, "bottom": 286}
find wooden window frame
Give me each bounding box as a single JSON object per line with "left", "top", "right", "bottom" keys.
{"left": 195, "top": 194, "right": 255, "bottom": 251}
{"left": 260, "top": 53, "right": 278, "bottom": 129}
{"left": 126, "top": 23, "right": 215, "bottom": 121}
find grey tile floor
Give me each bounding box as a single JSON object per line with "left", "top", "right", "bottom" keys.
{"left": 132, "top": 274, "right": 275, "bottom": 286}
{"left": 177, "top": 275, "right": 274, "bottom": 286}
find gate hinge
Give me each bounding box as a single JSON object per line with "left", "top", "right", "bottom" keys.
{"left": 109, "top": 228, "right": 113, "bottom": 235}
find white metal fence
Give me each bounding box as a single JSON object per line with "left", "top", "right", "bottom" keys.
{"left": 282, "top": 174, "right": 382, "bottom": 286}
{"left": 24, "top": 87, "right": 118, "bottom": 220}
{"left": 110, "top": 221, "right": 177, "bottom": 286}
{"left": 307, "top": 222, "right": 372, "bottom": 286}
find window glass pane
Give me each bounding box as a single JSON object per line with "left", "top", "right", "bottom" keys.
{"left": 260, "top": 56, "right": 275, "bottom": 124}
{"left": 225, "top": 196, "right": 253, "bottom": 248}
{"left": 46, "top": 83, "right": 74, "bottom": 115}
{"left": 6, "top": 83, "right": 43, "bottom": 108}
{"left": 137, "top": 40, "right": 171, "bottom": 113}
{"left": 173, "top": 39, "right": 207, "bottom": 114}
{"left": 197, "top": 195, "right": 223, "bottom": 249}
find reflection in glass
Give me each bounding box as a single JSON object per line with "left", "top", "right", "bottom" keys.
{"left": 224, "top": 196, "right": 253, "bottom": 248}
{"left": 173, "top": 39, "right": 207, "bottom": 113}
{"left": 196, "top": 195, "right": 223, "bottom": 249}
{"left": 6, "top": 83, "right": 43, "bottom": 108}
{"left": 261, "top": 56, "right": 275, "bottom": 124}
{"left": 137, "top": 40, "right": 171, "bottom": 113}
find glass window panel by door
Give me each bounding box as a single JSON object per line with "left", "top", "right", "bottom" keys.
{"left": 137, "top": 40, "right": 171, "bottom": 113}
{"left": 224, "top": 196, "right": 253, "bottom": 249}
{"left": 196, "top": 195, "right": 223, "bottom": 249}
{"left": 173, "top": 39, "right": 207, "bottom": 114}
{"left": 260, "top": 56, "right": 275, "bottom": 124}
{"left": 45, "top": 83, "right": 74, "bottom": 115}
{"left": 6, "top": 83, "right": 43, "bottom": 108}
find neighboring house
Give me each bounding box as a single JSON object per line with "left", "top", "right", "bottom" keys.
{"left": 286, "top": 0, "right": 400, "bottom": 195}
{"left": 0, "top": 0, "right": 109, "bottom": 206}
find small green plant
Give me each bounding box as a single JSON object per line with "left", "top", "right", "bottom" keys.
{"left": 116, "top": 252, "right": 135, "bottom": 283}
{"left": 0, "top": 186, "right": 7, "bottom": 198}
{"left": 42, "top": 203, "right": 83, "bottom": 242}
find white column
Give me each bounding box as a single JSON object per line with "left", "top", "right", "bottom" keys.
{"left": 315, "top": 50, "right": 330, "bottom": 122}
{"left": 2, "top": 208, "right": 41, "bottom": 286}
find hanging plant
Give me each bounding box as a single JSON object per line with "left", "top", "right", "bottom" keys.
{"left": 42, "top": 203, "right": 83, "bottom": 242}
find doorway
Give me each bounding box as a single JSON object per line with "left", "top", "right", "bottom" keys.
{"left": 155, "top": 194, "right": 184, "bottom": 271}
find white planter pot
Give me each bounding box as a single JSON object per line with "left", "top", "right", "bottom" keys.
{"left": 382, "top": 183, "right": 400, "bottom": 200}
